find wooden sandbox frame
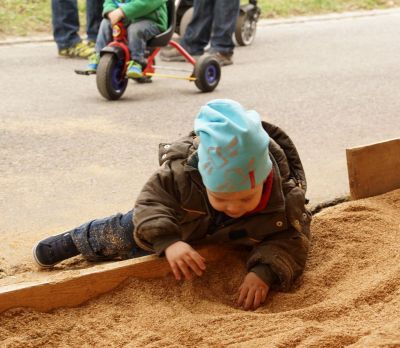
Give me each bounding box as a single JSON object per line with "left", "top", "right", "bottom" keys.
{"left": 0, "top": 245, "right": 224, "bottom": 313}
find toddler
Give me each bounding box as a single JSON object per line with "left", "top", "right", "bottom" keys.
{"left": 86, "top": 0, "right": 168, "bottom": 78}
{"left": 33, "top": 99, "right": 311, "bottom": 310}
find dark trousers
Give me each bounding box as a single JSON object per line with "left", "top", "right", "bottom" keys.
{"left": 52, "top": 0, "right": 103, "bottom": 50}
{"left": 70, "top": 210, "right": 152, "bottom": 261}
{"left": 181, "top": 0, "right": 240, "bottom": 55}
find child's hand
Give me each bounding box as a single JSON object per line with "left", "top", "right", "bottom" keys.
{"left": 165, "top": 241, "right": 206, "bottom": 281}
{"left": 108, "top": 8, "right": 125, "bottom": 26}
{"left": 237, "top": 272, "right": 269, "bottom": 310}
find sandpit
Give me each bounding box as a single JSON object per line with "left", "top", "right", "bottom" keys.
{"left": 0, "top": 189, "right": 399, "bottom": 347}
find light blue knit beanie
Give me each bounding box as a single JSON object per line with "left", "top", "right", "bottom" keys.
{"left": 194, "top": 99, "right": 272, "bottom": 192}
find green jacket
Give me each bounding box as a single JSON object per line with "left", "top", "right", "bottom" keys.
{"left": 103, "top": 0, "right": 168, "bottom": 32}
{"left": 133, "top": 121, "right": 312, "bottom": 291}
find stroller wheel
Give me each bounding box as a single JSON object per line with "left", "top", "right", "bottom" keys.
{"left": 235, "top": 13, "right": 257, "bottom": 46}
{"left": 179, "top": 7, "right": 194, "bottom": 37}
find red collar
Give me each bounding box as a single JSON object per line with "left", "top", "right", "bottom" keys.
{"left": 246, "top": 170, "right": 274, "bottom": 215}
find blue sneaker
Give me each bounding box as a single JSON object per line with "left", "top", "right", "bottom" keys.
{"left": 33, "top": 232, "right": 79, "bottom": 268}
{"left": 86, "top": 53, "right": 99, "bottom": 74}
{"left": 126, "top": 60, "right": 143, "bottom": 78}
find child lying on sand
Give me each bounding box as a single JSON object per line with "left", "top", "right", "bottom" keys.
{"left": 33, "top": 99, "right": 311, "bottom": 310}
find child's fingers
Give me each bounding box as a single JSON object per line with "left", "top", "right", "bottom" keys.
{"left": 177, "top": 259, "right": 193, "bottom": 280}
{"left": 253, "top": 290, "right": 263, "bottom": 310}
{"left": 237, "top": 286, "right": 249, "bottom": 307}
{"left": 184, "top": 256, "right": 204, "bottom": 277}
{"left": 261, "top": 288, "right": 268, "bottom": 304}
{"left": 190, "top": 252, "right": 206, "bottom": 271}
{"left": 197, "top": 252, "right": 206, "bottom": 262}
{"left": 169, "top": 261, "right": 182, "bottom": 281}
{"left": 244, "top": 288, "right": 256, "bottom": 310}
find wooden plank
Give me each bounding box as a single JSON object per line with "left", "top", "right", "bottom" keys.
{"left": 346, "top": 138, "right": 400, "bottom": 199}
{"left": 0, "top": 245, "right": 224, "bottom": 313}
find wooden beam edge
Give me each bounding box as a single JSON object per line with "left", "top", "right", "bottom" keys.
{"left": 346, "top": 138, "right": 400, "bottom": 152}
{"left": 346, "top": 138, "right": 400, "bottom": 199}
{"left": 0, "top": 245, "right": 224, "bottom": 313}
{"left": 345, "top": 148, "right": 357, "bottom": 200}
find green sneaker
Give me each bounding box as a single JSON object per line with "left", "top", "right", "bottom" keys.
{"left": 59, "top": 41, "right": 95, "bottom": 59}
{"left": 86, "top": 53, "right": 100, "bottom": 73}
{"left": 126, "top": 60, "right": 143, "bottom": 78}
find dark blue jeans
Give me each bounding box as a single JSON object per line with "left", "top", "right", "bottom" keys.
{"left": 181, "top": 0, "right": 240, "bottom": 56}
{"left": 95, "top": 19, "right": 161, "bottom": 64}
{"left": 70, "top": 210, "right": 152, "bottom": 261}
{"left": 52, "top": 0, "right": 103, "bottom": 50}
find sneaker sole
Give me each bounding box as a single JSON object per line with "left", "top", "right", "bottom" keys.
{"left": 127, "top": 73, "right": 143, "bottom": 79}
{"left": 58, "top": 54, "right": 92, "bottom": 59}
{"left": 32, "top": 243, "right": 57, "bottom": 269}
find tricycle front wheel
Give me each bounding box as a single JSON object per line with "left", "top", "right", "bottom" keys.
{"left": 96, "top": 53, "right": 128, "bottom": 100}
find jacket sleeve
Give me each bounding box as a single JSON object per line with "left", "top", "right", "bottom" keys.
{"left": 120, "top": 0, "right": 166, "bottom": 20}
{"left": 133, "top": 161, "right": 184, "bottom": 255}
{"left": 102, "top": 0, "right": 118, "bottom": 17}
{"left": 247, "top": 187, "right": 312, "bottom": 290}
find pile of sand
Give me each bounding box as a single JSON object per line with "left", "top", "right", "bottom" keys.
{"left": 1, "top": 190, "right": 399, "bottom": 347}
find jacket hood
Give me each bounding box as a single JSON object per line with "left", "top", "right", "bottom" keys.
{"left": 158, "top": 123, "right": 307, "bottom": 193}
{"left": 158, "top": 132, "right": 200, "bottom": 169}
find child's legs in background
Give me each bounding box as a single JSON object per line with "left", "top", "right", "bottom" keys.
{"left": 51, "top": 0, "right": 81, "bottom": 50}
{"left": 70, "top": 210, "right": 152, "bottom": 261}
{"left": 95, "top": 19, "right": 113, "bottom": 55}
{"left": 86, "top": 0, "right": 103, "bottom": 43}
{"left": 127, "top": 20, "right": 161, "bottom": 65}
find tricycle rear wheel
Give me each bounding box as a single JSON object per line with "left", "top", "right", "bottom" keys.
{"left": 179, "top": 7, "right": 194, "bottom": 37}
{"left": 194, "top": 55, "right": 221, "bottom": 92}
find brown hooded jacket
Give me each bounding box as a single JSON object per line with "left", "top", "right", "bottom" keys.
{"left": 133, "top": 122, "right": 311, "bottom": 290}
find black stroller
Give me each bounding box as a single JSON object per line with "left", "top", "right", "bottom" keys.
{"left": 175, "top": 0, "right": 261, "bottom": 46}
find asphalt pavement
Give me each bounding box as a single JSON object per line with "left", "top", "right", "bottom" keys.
{"left": 1, "top": 9, "right": 399, "bottom": 242}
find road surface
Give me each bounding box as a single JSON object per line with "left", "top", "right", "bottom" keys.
{"left": 1, "top": 9, "right": 399, "bottom": 267}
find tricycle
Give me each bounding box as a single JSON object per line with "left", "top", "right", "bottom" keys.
{"left": 75, "top": 0, "right": 221, "bottom": 100}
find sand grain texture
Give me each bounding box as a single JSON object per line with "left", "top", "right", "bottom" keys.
{"left": 1, "top": 189, "right": 400, "bottom": 347}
